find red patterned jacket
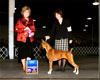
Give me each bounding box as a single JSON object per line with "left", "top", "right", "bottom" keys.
{"left": 15, "top": 17, "right": 36, "bottom": 43}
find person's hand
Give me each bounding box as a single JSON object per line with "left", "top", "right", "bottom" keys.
{"left": 69, "top": 40, "right": 73, "bottom": 44}
{"left": 31, "top": 32, "right": 35, "bottom": 36}
{"left": 45, "top": 36, "right": 50, "bottom": 41}
{"left": 24, "top": 27, "right": 29, "bottom": 31}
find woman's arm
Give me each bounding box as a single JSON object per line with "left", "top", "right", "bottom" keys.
{"left": 30, "top": 20, "right": 36, "bottom": 36}
{"left": 45, "top": 21, "right": 56, "bottom": 41}
{"left": 15, "top": 19, "right": 25, "bottom": 33}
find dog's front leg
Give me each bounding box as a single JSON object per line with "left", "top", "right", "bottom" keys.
{"left": 48, "top": 61, "right": 53, "bottom": 74}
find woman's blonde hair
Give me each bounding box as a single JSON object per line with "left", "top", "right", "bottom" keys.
{"left": 21, "top": 6, "right": 31, "bottom": 16}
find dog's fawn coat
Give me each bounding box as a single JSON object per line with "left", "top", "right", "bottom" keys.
{"left": 41, "top": 40, "right": 79, "bottom": 75}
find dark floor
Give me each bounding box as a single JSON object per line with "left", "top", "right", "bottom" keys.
{"left": 0, "top": 56, "right": 99, "bottom": 80}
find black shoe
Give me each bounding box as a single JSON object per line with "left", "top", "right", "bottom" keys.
{"left": 55, "top": 68, "right": 61, "bottom": 71}
{"left": 61, "top": 68, "right": 65, "bottom": 72}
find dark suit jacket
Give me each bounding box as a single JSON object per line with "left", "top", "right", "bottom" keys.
{"left": 49, "top": 19, "right": 73, "bottom": 40}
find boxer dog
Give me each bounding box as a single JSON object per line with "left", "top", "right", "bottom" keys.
{"left": 41, "top": 40, "right": 79, "bottom": 75}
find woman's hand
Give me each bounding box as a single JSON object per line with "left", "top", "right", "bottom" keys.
{"left": 45, "top": 36, "right": 50, "bottom": 41}
{"left": 69, "top": 40, "right": 73, "bottom": 44}
{"left": 24, "top": 27, "right": 29, "bottom": 31}
{"left": 31, "top": 32, "right": 35, "bottom": 36}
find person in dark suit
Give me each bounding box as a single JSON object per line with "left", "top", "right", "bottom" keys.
{"left": 45, "top": 9, "right": 73, "bottom": 72}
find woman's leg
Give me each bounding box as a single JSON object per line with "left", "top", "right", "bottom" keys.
{"left": 21, "top": 59, "right": 26, "bottom": 71}
{"left": 21, "top": 57, "right": 31, "bottom": 71}
{"left": 58, "top": 59, "right": 61, "bottom": 69}
{"left": 62, "top": 59, "right": 66, "bottom": 72}
{"left": 56, "top": 59, "right": 61, "bottom": 71}
{"left": 55, "top": 39, "right": 62, "bottom": 71}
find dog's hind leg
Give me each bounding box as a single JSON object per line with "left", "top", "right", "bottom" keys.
{"left": 48, "top": 61, "right": 53, "bottom": 74}
{"left": 73, "top": 67, "right": 76, "bottom": 73}
{"left": 67, "top": 58, "right": 79, "bottom": 75}
{"left": 73, "top": 64, "right": 79, "bottom": 75}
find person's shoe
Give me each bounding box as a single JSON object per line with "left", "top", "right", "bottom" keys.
{"left": 23, "top": 67, "right": 25, "bottom": 72}
{"left": 55, "top": 68, "right": 61, "bottom": 71}
{"left": 61, "top": 68, "right": 65, "bottom": 72}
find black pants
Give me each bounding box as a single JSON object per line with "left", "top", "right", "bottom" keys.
{"left": 18, "top": 37, "right": 33, "bottom": 60}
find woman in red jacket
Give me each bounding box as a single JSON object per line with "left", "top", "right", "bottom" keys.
{"left": 15, "top": 6, "right": 36, "bottom": 71}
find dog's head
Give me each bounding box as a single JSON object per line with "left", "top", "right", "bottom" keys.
{"left": 41, "top": 40, "right": 47, "bottom": 49}
{"left": 41, "top": 39, "right": 52, "bottom": 50}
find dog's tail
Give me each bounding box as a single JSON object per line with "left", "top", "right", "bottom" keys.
{"left": 70, "top": 48, "right": 73, "bottom": 52}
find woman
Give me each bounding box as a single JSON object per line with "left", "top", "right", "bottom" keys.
{"left": 15, "top": 6, "right": 36, "bottom": 71}
{"left": 45, "top": 9, "right": 73, "bottom": 72}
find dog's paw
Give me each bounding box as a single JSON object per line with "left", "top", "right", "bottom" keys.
{"left": 73, "top": 68, "right": 76, "bottom": 73}
{"left": 73, "top": 70, "right": 76, "bottom": 73}
{"left": 75, "top": 71, "right": 79, "bottom": 75}
{"left": 48, "top": 70, "right": 52, "bottom": 74}
{"left": 48, "top": 71, "right": 51, "bottom": 74}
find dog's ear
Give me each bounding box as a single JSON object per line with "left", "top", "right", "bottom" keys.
{"left": 41, "top": 39, "right": 45, "bottom": 43}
